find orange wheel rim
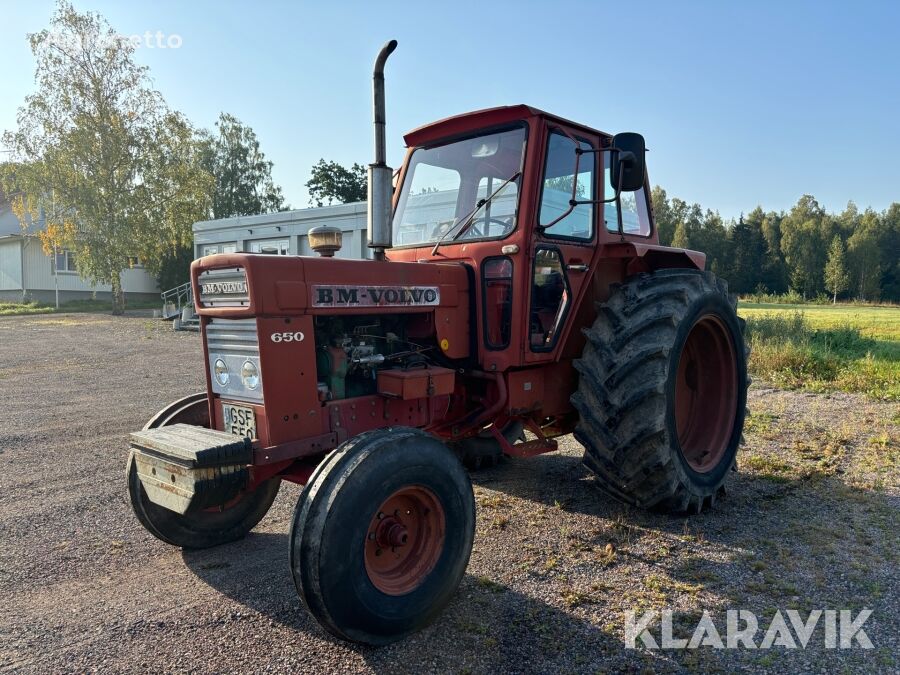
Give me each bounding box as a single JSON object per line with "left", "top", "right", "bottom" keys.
{"left": 675, "top": 315, "right": 738, "bottom": 473}
{"left": 364, "top": 486, "right": 445, "bottom": 595}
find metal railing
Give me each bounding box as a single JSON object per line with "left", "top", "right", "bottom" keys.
{"left": 161, "top": 281, "right": 193, "bottom": 320}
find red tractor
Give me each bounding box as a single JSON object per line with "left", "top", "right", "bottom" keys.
{"left": 127, "top": 41, "right": 747, "bottom": 645}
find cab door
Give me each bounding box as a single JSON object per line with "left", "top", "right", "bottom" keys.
{"left": 524, "top": 126, "right": 599, "bottom": 363}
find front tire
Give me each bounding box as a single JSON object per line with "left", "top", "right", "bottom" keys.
{"left": 290, "top": 427, "right": 475, "bottom": 645}
{"left": 127, "top": 393, "right": 281, "bottom": 549}
{"left": 571, "top": 269, "right": 748, "bottom": 513}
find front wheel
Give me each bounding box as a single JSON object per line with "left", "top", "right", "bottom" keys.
{"left": 571, "top": 269, "right": 748, "bottom": 514}
{"left": 290, "top": 427, "right": 475, "bottom": 645}
{"left": 128, "top": 393, "right": 281, "bottom": 549}
{"left": 128, "top": 458, "right": 281, "bottom": 549}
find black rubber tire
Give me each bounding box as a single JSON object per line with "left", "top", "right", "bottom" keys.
{"left": 290, "top": 427, "right": 475, "bottom": 645}
{"left": 452, "top": 420, "right": 525, "bottom": 470}
{"left": 128, "top": 457, "right": 281, "bottom": 549}
{"left": 142, "top": 392, "right": 210, "bottom": 431}
{"left": 128, "top": 393, "right": 281, "bottom": 549}
{"left": 571, "top": 269, "right": 748, "bottom": 514}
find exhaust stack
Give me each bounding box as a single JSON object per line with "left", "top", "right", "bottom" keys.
{"left": 367, "top": 39, "right": 398, "bottom": 261}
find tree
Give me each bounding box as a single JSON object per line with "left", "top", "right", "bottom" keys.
{"left": 693, "top": 209, "right": 729, "bottom": 274}
{"left": 757, "top": 210, "right": 789, "bottom": 294}
{"left": 846, "top": 209, "right": 883, "bottom": 301}
{"left": 726, "top": 214, "right": 759, "bottom": 294}
{"left": 824, "top": 235, "right": 850, "bottom": 303}
{"left": 881, "top": 203, "right": 900, "bottom": 301}
{"left": 306, "top": 159, "right": 367, "bottom": 207}
{"left": 780, "top": 195, "right": 828, "bottom": 298}
{"left": 671, "top": 221, "right": 690, "bottom": 249}
{"left": 199, "top": 113, "right": 286, "bottom": 219}
{"left": 137, "top": 113, "right": 214, "bottom": 288}
{"left": 725, "top": 207, "right": 775, "bottom": 294}
{"left": 651, "top": 186, "right": 675, "bottom": 245}
{"left": 1, "top": 2, "right": 210, "bottom": 313}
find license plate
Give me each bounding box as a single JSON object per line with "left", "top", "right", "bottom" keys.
{"left": 222, "top": 403, "right": 256, "bottom": 439}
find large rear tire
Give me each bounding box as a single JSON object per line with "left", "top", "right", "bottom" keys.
{"left": 127, "top": 393, "right": 281, "bottom": 549}
{"left": 290, "top": 427, "right": 475, "bottom": 645}
{"left": 571, "top": 269, "right": 748, "bottom": 514}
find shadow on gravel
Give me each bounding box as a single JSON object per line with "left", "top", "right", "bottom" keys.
{"left": 180, "top": 531, "right": 624, "bottom": 671}
{"left": 180, "top": 532, "right": 321, "bottom": 632}
{"left": 471, "top": 452, "right": 621, "bottom": 517}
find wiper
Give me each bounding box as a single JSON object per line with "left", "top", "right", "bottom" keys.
{"left": 431, "top": 171, "right": 521, "bottom": 256}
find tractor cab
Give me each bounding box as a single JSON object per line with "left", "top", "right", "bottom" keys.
{"left": 387, "top": 105, "right": 682, "bottom": 374}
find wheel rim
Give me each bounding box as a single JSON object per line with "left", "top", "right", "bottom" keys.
{"left": 364, "top": 486, "right": 445, "bottom": 595}
{"left": 674, "top": 315, "right": 738, "bottom": 473}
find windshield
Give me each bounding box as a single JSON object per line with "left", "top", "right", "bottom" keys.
{"left": 392, "top": 125, "right": 526, "bottom": 248}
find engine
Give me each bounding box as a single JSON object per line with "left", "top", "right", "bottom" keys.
{"left": 313, "top": 314, "right": 436, "bottom": 401}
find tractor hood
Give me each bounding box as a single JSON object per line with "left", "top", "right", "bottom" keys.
{"left": 191, "top": 253, "right": 470, "bottom": 318}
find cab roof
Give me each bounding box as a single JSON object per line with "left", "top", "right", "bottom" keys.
{"left": 403, "top": 105, "right": 612, "bottom": 148}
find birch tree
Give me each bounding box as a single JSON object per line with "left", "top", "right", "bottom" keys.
{"left": 1, "top": 2, "right": 210, "bottom": 313}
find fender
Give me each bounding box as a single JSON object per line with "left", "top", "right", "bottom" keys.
{"left": 599, "top": 242, "right": 706, "bottom": 274}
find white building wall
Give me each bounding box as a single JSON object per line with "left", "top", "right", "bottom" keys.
{"left": 1, "top": 199, "right": 159, "bottom": 300}
{"left": 193, "top": 202, "right": 370, "bottom": 260}
{"left": 0, "top": 238, "right": 23, "bottom": 291}
{"left": 21, "top": 238, "right": 159, "bottom": 295}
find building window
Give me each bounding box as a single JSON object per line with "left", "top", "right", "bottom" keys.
{"left": 201, "top": 243, "right": 237, "bottom": 257}
{"left": 249, "top": 238, "right": 290, "bottom": 255}
{"left": 53, "top": 250, "right": 77, "bottom": 273}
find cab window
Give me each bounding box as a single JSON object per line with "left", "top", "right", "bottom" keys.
{"left": 530, "top": 248, "right": 569, "bottom": 351}
{"left": 538, "top": 132, "right": 595, "bottom": 240}
{"left": 604, "top": 154, "right": 651, "bottom": 236}
{"left": 392, "top": 125, "right": 526, "bottom": 247}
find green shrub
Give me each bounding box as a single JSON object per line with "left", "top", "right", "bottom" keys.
{"left": 744, "top": 311, "right": 808, "bottom": 343}
{"left": 746, "top": 290, "right": 806, "bottom": 305}
{"left": 744, "top": 311, "right": 898, "bottom": 400}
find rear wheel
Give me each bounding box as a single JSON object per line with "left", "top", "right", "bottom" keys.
{"left": 127, "top": 393, "right": 281, "bottom": 549}
{"left": 290, "top": 427, "right": 475, "bottom": 645}
{"left": 571, "top": 269, "right": 748, "bottom": 513}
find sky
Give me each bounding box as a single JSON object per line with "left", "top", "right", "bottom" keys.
{"left": 1, "top": 0, "right": 898, "bottom": 220}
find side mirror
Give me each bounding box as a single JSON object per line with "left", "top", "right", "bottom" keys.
{"left": 610, "top": 132, "right": 646, "bottom": 193}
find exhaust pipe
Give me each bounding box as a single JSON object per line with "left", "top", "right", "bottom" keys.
{"left": 367, "top": 39, "right": 397, "bottom": 261}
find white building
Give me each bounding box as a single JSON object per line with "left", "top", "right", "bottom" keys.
{"left": 192, "top": 201, "right": 370, "bottom": 260}
{"left": 0, "top": 195, "right": 160, "bottom": 304}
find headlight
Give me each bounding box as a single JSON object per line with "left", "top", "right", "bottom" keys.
{"left": 214, "top": 358, "right": 229, "bottom": 386}
{"left": 241, "top": 360, "right": 260, "bottom": 389}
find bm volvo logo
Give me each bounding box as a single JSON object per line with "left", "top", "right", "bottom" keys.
{"left": 201, "top": 280, "right": 247, "bottom": 295}
{"left": 312, "top": 285, "right": 440, "bottom": 307}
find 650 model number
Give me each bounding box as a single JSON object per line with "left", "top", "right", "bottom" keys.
{"left": 271, "top": 331, "right": 305, "bottom": 343}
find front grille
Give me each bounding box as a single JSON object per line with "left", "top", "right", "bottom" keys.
{"left": 206, "top": 318, "right": 263, "bottom": 402}
{"left": 206, "top": 318, "right": 259, "bottom": 356}
{"left": 198, "top": 266, "right": 250, "bottom": 308}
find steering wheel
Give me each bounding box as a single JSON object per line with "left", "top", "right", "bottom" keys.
{"left": 462, "top": 216, "right": 513, "bottom": 239}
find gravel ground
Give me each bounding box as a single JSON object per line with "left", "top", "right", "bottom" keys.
{"left": 1, "top": 313, "right": 897, "bottom": 674}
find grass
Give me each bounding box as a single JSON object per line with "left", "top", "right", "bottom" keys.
{"left": 738, "top": 303, "right": 900, "bottom": 401}
{"left": 739, "top": 302, "right": 900, "bottom": 341}
{"left": 0, "top": 298, "right": 160, "bottom": 316}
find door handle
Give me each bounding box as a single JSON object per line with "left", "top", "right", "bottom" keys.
{"left": 566, "top": 264, "right": 589, "bottom": 272}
